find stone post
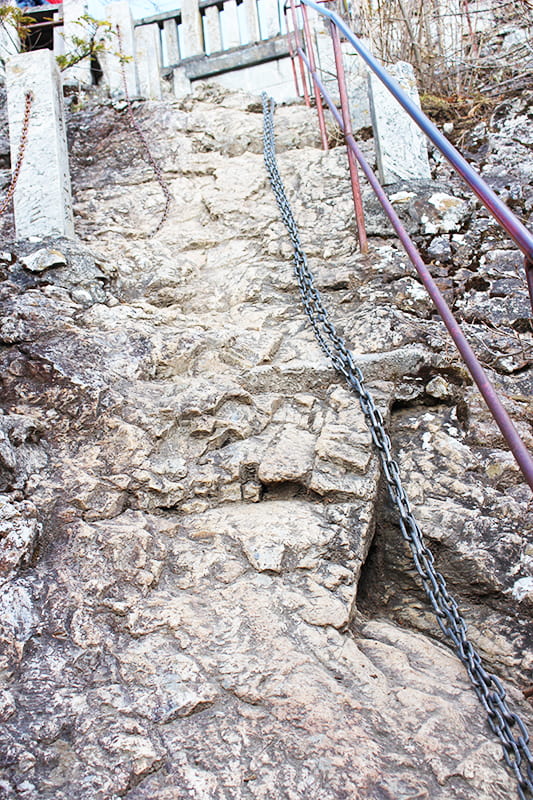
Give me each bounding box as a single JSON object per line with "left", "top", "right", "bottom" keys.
{"left": 180, "top": 0, "right": 204, "bottom": 58}
{"left": 221, "top": 0, "right": 240, "bottom": 49}
{"left": 204, "top": 5, "right": 222, "bottom": 55}
{"left": 260, "top": 1, "right": 280, "bottom": 38}
{"left": 103, "top": 1, "right": 139, "bottom": 97}
{"left": 173, "top": 66, "right": 191, "bottom": 99}
{"left": 242, "top": 0, "right": 260, "bottom": 44}
{"left": 368, "top": 61, "right": 431, "bottom": 184}
{"left": 62, "top": 0, "right": 92, "bottom": 86}
{"left": 135, "top": 23, "right": 162, "bottom": 99}
{"left": 163, "top": 18, "right": 180, "bottom": 65}
{"left": 6, "top": 50, "right": 75, "bottom": 239}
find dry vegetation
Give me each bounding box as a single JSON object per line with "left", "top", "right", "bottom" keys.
{"left": 345, "top": 0, "right": 533, "bottom": 121}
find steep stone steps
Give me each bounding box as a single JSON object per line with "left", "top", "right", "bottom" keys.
{"left": 0, "top": 83, "right": 531, "bottom": 799}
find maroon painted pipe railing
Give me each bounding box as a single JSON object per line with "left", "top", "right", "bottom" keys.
{"left": 284, "top": 1, "right": 533, "bottom": 493}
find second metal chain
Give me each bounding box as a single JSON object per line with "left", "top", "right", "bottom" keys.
{"left": 262, "top": 91, "right": 533, "bottom": 800}
{"left": 0, "top": 91, "right": 32, "bottom": 218}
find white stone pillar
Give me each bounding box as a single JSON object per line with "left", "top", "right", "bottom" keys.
{"left": 204, "top": 5, "right": 222, "bottom": 55}
{"left": 104, "top": 1, "right": 139, "bottom": 97}
{"left": 135, "top": 23, "right": 162, "bottom": 99}
{"left": 180, "top": 0, "right": 204, "bottom": 57}
{"left": 172, "top": 66, "right": 191, "bottom": 99}
{"left": 163, "top": 18, "right": 180, "bottom": 65}
{"left": 242, "top": 0, "right": 260, "bottom": 44}
{"left": 368, "top": 61, "right": 431, "bottom": 184}
{"left": 6, "top": 50, "right": 75, "bottom": 239}
{"left": 221, "top": 0, "right": 240, "bottom": 49}
{"left": 62, "top": 0, "right": 92, "bottom": 85}
{"left": 259, "top": 0, "right": 280, "bottom": 39}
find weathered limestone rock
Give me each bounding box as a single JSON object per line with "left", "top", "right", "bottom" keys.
{"left": 369, "top": 60, "right": 432, "bottom": 183}
{"left": 5, "top": 50, "right": 74, "bottom": 239}
{"left": 0, "top": 81, "right": 531, "bottom": 800}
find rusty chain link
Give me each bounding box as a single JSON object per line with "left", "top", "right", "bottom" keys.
{"left": 262, "top": 91, "right": 533, "bottom": 800}
{"left": 0, "top": 91, "right": 32, "bottom": 218}
{"left": 116, "top": 24, "right": 172, "bottom": 237}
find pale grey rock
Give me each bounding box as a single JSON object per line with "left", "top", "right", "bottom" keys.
{"left": 20, "top": 248, "right": 67, "bottom": 273}
{"left": 0, "top": 497, "right": 40, "bottom": 584}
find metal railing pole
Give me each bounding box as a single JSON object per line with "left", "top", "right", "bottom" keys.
{"left": 329, "top": 20, "right": 368, "bottom": 253}
{"left": 286, "top": 26, "right": 301, "bottom": 98}
{"left": 301, "top": 4, "right": 329, "bottom": 151}
{"left": 289, "top": 0, "right": 311, "bottom": 107}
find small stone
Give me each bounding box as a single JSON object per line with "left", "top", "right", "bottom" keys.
{"left": 20, "top": 248, "right": 67, "bottom": 273}
{"left": 425, "top": 375, "right": 452, "bottom": 399}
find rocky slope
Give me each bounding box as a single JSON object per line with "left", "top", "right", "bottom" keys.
{"left": 0, "top": 82, "right": 531, "bottom": 799}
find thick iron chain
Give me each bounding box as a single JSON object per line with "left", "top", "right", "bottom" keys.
{"left": 262, "top": 91, "right": 533, "bottom": 799}
{"left": 116, "top": 25, "right": 172, "bottom": 237}
{"left": 0, "top": 91, "right": 32, "bottom": 218}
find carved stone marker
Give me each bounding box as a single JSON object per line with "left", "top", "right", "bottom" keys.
{"left": 368, "top": 61, "right": 431, "bottom": 184}
{"left": 6, "top": 50, "right": 74, "bottom": 239}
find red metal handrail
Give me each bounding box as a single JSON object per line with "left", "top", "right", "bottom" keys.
{"left": 285, "top": 0, "right": 533, "bottom": 493}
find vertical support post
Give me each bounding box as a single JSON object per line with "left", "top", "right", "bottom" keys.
{"left": 172, "top": 66, "right": 191, "bottom": 98}
{"left": 260, "top": 0, "right": 280, "bottom": 38}
{"left": 221, "top": 0, "right": 240, "bottom": 49}
{"left": 301, "top": 4, "right": 328, "bottom": 151}
{"left": 180, "top": 0, "right": 204, "bottom": 57}
{"left": 62, "top": 0, "right": 92, "bottom": 85}
{"left": 104, "top": 1, "right": 139, "bottom": 97}
{"left": 163, "top": 18, "right": 180, "bottom": 65}
{"left": 6, "top": 50, "right": 74, "bottom": 239}
{"left": 286, "top": 25, "right": 301, "bottom": 98}
{"left": 204, "top": 5, "right": 222, "bottom": 54}
{"left": 289, "top": 0, "right": 310, "bottom": 107}
{"left": 330, "top": 22, "right": 368, "bottom": 254}
{"left": 525, "top": 258, "right": 533, "bottom": 315}
{"left": 242, "top": 0, "right": 260, "bottom": 44}
{"left": 135, "top": 23, "right": 162, "bottom": 100}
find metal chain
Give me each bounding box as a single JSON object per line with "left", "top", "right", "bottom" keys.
{"left": 0, "top": 91, "right": 32, "bottom": 218}
{"left": 261, "top": 91, "right": 533, "bottom": 800}
{"left": 116, "top": 25, "right": 172, "bottom": 237}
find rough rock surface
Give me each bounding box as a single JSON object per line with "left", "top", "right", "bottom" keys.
{"left": 0, "top": 82, "right": 531, "bottom": 799}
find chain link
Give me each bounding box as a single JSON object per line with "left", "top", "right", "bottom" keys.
{"left": 262, "top": 91, "right": 533, "bottom": 800}
{"left": 0, "top": 91, "right": 32, "bottom": 218}
{"left": 116, "top": 25, "right": 172, "bottom": 237}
